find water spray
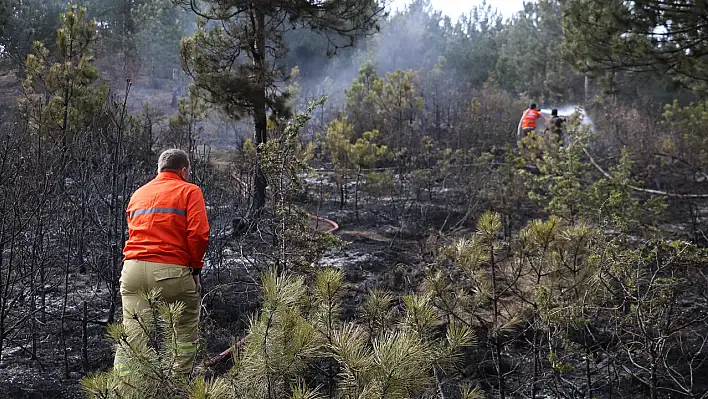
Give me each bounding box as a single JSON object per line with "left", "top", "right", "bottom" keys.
{"left": 540, "top": 104, "right": 595, "bottom": 131}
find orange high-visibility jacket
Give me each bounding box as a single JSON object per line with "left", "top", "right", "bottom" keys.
{"left": 123, "top": 171, "right": 209, "bottom": 274}
{"left": 521, "top": 108, "right": 543, "bottom": 129}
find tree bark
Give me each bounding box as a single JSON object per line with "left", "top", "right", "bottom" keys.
{"left": 60, "top": 225, "right": 71, "bottom": 379}
{"left": 355, "top": 168, "right": 361, "bottom": 221}
{"left": 251, "top": 8, "right": 268, "bottom": 216}
{"left": 531, "top": 321, "right": 539, "bottom": 398}
{"left": 82, "top": 301, "right": 89, "bottom": 372}
{"left": 490, "top": 242, "right": 506, "bottom": 399}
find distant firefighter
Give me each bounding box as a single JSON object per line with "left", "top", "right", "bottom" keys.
{"left": 547, "top": 108, "right": 566, "bottom": 143}
{"left": 518, "top": 103, "right": 544, "bottom": 137}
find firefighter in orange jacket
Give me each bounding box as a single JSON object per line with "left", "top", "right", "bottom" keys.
{"left": 517, "top": 103, "right": 544, "bottom": 137}
{"left": 114, "top": 148, "right": 209, "bottom": 380}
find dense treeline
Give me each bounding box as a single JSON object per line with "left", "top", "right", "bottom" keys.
{"left": 0, "top": 1, "right": 707, "bottom": 399}
{"left": 0, "top": 0, "right": 691, "bottom": 109}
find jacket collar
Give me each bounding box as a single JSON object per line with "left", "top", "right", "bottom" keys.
{"left": 156, "top": 171, "right": 184, "bottom": 181}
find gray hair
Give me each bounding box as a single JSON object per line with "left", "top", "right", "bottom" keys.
{"left": 158, "top": 149, "right": 190, "bottom": 172}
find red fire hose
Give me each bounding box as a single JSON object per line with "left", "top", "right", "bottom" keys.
{"left": 203, "top": 213, "right": 339, "bottom": 367}
{"left": 309, "top": 214, "right": 339, "bottom": 234}
{"left": 204, "top": 335, "right": 248, "bottom": 367}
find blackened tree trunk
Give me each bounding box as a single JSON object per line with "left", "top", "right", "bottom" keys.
{"left": 251, "top": 8, "right": 268, "bottom": 216}
{"left": 253, "top": 104, "right": 267, "bottom": 215}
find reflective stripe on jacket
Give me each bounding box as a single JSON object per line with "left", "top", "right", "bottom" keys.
{"left": 521, "top": 109, "right": 542, "bottom": 129}
{"left": 123, "top": 171, "right": 209, "bottom": 272}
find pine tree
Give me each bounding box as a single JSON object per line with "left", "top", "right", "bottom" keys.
{"left": 520, "top": 218, "right": 603, "bottom": 397}
{"left": 598, "top": 239, "right": 708, "bottom": 399}
{"left": 167, "top": 94, "right": 206, "bottom": 159}
{"left": 86, "top": 0, "right": 144, "bottom": 76}
{"left": 562, "top": 0, "right": 708, "bottom": 94}
{"left": 84, "top": 265, "right": 476, "bottom": 398}
{"left": 0, "top": 0, "right": 68, "bottom": 68}
{"left": 20, "top": 4, "right": 108, "bottom": 154}
{"left": 131, "top": 0, "right": 186, "bottom": 81}
{"left": 81, "top": 288, "right": 232, "bottom": 399}
{"left": 321, "top": 116, "right": 390, "bottom": 214}
{"left": 427, "top": 211, "right": 524, "bottom": 399}
{"left": 178, "top": 0, "right": 387, "bottom": 217}
{"left": 378, "top": 69, "right": 424, "bottom": 152}
{"left": 344, "top": 61, "right": 384, "bottom": 138}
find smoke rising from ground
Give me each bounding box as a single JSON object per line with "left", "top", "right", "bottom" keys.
{"left": 291, "top": 2, "right": 459, "bottom": 104}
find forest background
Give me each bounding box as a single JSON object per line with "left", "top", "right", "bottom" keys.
{"left": 0, "top": 0, "right": 708, "bottom": 398}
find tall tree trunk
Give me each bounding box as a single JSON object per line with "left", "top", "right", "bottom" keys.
{"left": 61, "top": 224, "right": 72, "bottom": 379}
{"left": 30, "top": 212, "right": 43, "bottom": 359}
{"left": 649, "top": 356, "right": 658, "bottom": 399}
{"left": 78, "top": 188, "right": 86, "bottom": 274}
{"left": 108, "top": 80, "right": 130, "bottom": 325}
{"left": 531, "top": 320, "right": 539, "bottom": 399}
{"left": 82, "top": 301, "right": 89, "bottom": 372}
{"left": 490, "top": 242, "right": 506, "bottom": 399}
{"left": 253, "top": 107, "right": 267, "bottom": 215}
{"left": 354, "top": 168, "right": 361, "bottom": 221}
{"left": 0, "top": 242, "right": 4, "bottom": 362}
{"left": 251, "top": 9, "right": 268, "bottom": 216}
{"left": 339, "top": 180, "right": 345, "bottom": 210}
{"left": 30, "top": 245, "right": 37, "bottom": 358}
{"left": 585, "top": 345, "right": 593, "bottom": 398}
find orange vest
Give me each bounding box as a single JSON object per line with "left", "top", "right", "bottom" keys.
{"left": 521, "top": 109, "right": 542, "bottom": 129}
{"left": 123, "top": 172, "right": 209, "bottom": 272}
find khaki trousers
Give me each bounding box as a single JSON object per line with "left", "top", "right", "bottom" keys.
{"left": 113, "top": 260, "right": 200, "bottom": 379}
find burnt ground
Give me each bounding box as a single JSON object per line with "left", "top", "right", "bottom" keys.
{"left": 0, "top": 175, "right": 705, "bottom": 398}
{"left": 198, "top": 205, "right": 437, "bottom": 376}
{"left": 0, "top": 268, "right": 118, "bottom": 398}
{"left": 0, "top": 303, "right": 114, "bottom": 399}
{"left": 0, "top": 204, "right": 434, "bottom": 399}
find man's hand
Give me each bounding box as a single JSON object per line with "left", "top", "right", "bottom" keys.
{"left": 193, "top": 275, "right": 202, "bottom": 294}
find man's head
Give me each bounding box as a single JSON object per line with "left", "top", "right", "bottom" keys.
{"left": 551, "top": 109, "right": 558, "bottom": 116}
{"left": 158, "top": 149, "right": 190, "bottom": 181}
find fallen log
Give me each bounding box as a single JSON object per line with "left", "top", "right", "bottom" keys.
{"left": 584, "top": 148, "right": 708, "bottom": 199}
